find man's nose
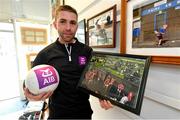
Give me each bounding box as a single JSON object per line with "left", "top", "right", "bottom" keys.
{"left": 65, "top": 23, "right": 71, "bottom": 30}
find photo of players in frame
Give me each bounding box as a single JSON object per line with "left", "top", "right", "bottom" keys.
{"left": 78, "top": 52, "right": 151, "bottom": 115}
{"left": 132, "top": 0, "right": 180, "bottom": 48}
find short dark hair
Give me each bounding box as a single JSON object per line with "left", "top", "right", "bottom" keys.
{"left": 55, "top": 5, "right": 78, "bottom": 20}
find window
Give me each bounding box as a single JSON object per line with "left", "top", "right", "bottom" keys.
{"left": 21, "top": 27, "right": 47, "bottom": 45}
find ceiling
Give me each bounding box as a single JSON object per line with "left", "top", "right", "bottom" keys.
{"left": 0, "top": 0, "right": 50, "bottom": 22}
{"left": 65, "top": 0, "right": 96, "bottom": 14}
{"left": 0, "top": 0, "right": 105, "bottom": 23}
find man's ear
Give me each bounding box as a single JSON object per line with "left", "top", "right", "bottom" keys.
{"left": 53, "top": 20, "right": 57, "bottom": 29}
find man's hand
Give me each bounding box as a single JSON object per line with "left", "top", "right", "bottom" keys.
{"left": 99, "top": 99, "right": 113, "bottom": 110}
{"left": 24, "top": 88, "right": 53, "bottom": 101}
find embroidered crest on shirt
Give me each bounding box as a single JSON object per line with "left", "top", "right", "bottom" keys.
{"left": 79, "top": 56, "right": 87, "bottom": 65}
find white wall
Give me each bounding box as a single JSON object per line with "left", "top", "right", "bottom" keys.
{"left": 77, "top": 0, "right": 180, "bottom": 119}
{"left": 145, "top": 63, "right": 180, "bottom": 110}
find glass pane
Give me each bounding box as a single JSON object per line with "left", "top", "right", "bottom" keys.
{"left": 35, "top": 31, "right": 44, "bottom": 36}
{"left": 26, "top": 36, "right": 35, "bottom": 42}
{"left": 25, "top": 31, "right": 34, "bottom": 36}
{"left": 36, "top": 37, "right": 44, "bottom": 42}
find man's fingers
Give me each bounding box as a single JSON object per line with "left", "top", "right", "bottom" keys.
{"left": 24, "top": 88, "right": 52, "bottom": 101}
{"left": 99, "top": 99, "right": 113, "bottom": 110}
{"left": 41, "top": 91, "right": 53, "bottom": 100}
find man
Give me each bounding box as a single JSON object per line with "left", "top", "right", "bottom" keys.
{"left": 154, "top": 24, "right": 168, "bottom": 46}
{"left": 24, "top": 5, "right": 112, "bottom": 119}
{"left": 117, "top": 83, "right": 126, "bottom": 101}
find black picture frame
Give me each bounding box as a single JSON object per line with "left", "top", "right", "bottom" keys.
{"left": 78, "top": 51, "right": 151, "bottom": 115}
{"left": 75, "top": 19, "right": 86, "bottom": 44}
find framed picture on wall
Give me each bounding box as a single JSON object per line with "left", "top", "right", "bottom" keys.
{"left": 21, "top": 27, "right": 47, "bottom": 45}
{"left": 132, "top": 0, "right": 180, "bottom": 48}
{"left": 75, "top": 19, "right": 86, "bottom": 44}
{"left": 87, "top": 5, "right": 116, "bottom": 48}
{"left": 51, "top": 0, "right": 61, "bottom": 19}
{"left": 78, "top": 51, "right": 151, "bottom": 115}
{"left": 122, "top": 0, "right": 180, "bottom": 64}
{"left": 26, "top": 53, "right": 37, "bottom": 70}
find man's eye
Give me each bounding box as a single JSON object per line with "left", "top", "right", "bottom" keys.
{"left": 70, "top": 21, "right": 77, "bottom": 25}
{"left": 59, "top": 20, "right": 66, "bottom": 23}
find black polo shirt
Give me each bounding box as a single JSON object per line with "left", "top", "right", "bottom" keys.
{"left": 33, "top": 38, "right": 93, "bottom": 119}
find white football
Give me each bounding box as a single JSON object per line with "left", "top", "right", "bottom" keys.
{"left": 25, "top": 64, "right": 59, "bottom": 95}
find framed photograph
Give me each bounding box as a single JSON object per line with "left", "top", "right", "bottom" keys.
{"left": 21, "top": 27, "right": 47, "bottom": 45}
{"left": 75, "top": 19, "right": 86, "bottom": 44}
{"left": 87, "top": 5, "right": 116, "bottom": 48}
{"left": 26, "top": 53, "right": 37, "bottom": 70}
{"left": 51, "top": 0, "right": 62, "bottom": 19}
{"left": 78, "top": 51, "right": 151, "bottom": 115}
{"left": 121, "top": 0, "right": 180, "bottom": 64}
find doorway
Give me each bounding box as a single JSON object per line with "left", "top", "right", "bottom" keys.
{"left": 0, "top": 23, "right": 20, "bottom": 100}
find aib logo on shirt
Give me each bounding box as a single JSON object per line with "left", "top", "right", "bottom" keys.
{"left": 79, "top": 56, "right": 87, "bottom": 65}
{"left": 34, "top": 66, "right": 58, "bottom": 89}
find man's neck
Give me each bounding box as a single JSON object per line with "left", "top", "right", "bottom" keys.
{"left": 58, "top": 37, "right": 76, "bottom": 44}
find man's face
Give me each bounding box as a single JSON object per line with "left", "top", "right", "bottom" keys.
{"left": 118, "top": 84, "right": 124, "bottom": 91}
{"left": 54, "top": 11, "right": 78, "bottom": 43}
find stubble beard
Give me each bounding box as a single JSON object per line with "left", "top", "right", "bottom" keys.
{"left": 59, "top": 33, "right": 75, "bottom": 44}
